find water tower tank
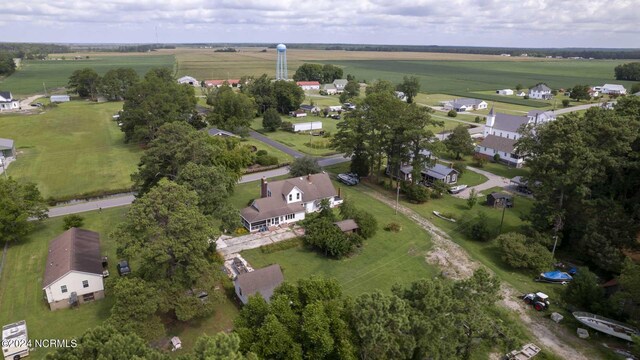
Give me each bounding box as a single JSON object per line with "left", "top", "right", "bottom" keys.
{"left": 277, "top": 44, "right": 286, "bottom": 52}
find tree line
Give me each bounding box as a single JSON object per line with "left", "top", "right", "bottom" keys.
{"left": 615, "top": 62, "right": 640, "bottom": 81}
{"left": 292, "top": 63, "right": 343, "bottom": 83}
{"left": 0, "top": 43, "right": 71, "bottom": 60}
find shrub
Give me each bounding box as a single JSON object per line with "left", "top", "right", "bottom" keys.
{"left": 563, "top": 267, "right": 607, "bottom": 311}
{"left": 523, "top": 95, "right": 530, "bottom": 99}
{"left": 497, "top": 232, "right": 552, "bottom": 272}
{"left": 404, "top": 184, "right": 430, "bottom": 203}
{"left": 256, "top": 155, "right": 279, "bottom": 166}
{"left": 256, "top": 149, "right": 268, "bottom": 156}
{"left": 63, "top": 214, "right": 84, "bottom": 230}
{"left": 467, "top": 189, "right": 478, "bottom": 210}
{"left": 261, "top": 238, "right": 302, "bottom": 254}
{"left": 280, "top": 121, "right": 293, "bottom": 132}
{"left": 562, "top": 99, "right": 571, "bottom": 107}
{"left": 467, "top": 212, "right": 492, "bottom": 241}
{"left": 472, "top": 153, "right": 487, "bottom": 168}
{"left": 384, "top": 222, "right": 402, "bottom": 232}
{"left": 447, "top": 109, "right": 457, "bottom": 117}
{"left": 429, "top": 181, "right": 449, "bottom": 199}
{"left": 234, "top": 227, "right": 249, "bottom": 235}
{"left": 474, "top": 116, "right": 481, "bottom": 123}
{"left": 493, "top": 153, "right": 501, "bottom": 162}
{"left": 354, "top": 210, "right": 377, "bottom": 239}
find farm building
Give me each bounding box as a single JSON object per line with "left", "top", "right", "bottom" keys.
{"left": 496, "top": 89, "right": 514, "bottom": 96}
{"left": 42, "top": 228, "right": 105, "bottom": 311}
{"left": 240, "top": 173, "right": 342, "bottom": 232}
{"left": 599, "top": 84, "right": 627, "bottom": 95}
{"left": 177, "top": 76, "right": 199, "bottom": 86}
{"left": 333, "top": 79, "right": 348, "bottom": 91}
{"left": 487, "top": 192, "right": 513, "bottom": 208}
{"left": 0, "top": 138, "right": 16, "bottom": 159}
{"left": 334, "top": 219, "right": 359, "bottom": 234}
{"left": 234, "top": 264, "right": 284, "bottom": 304}
{"left": 0, "top": 91, "right": 19, "bottom": 111}
{"left": 322, "top": 84, "right": 338, "bottom": 95}
{"left": 292, "top": 121, "right": 322, "bottom": 132}
{"left": 50, "top": 95, "right": 70, "bottom": 103}
{"left": 443, "top": 98, "right": 488, "bottom": 112}
{"left": 207, "top": 128, "right": 239, "bottom": 138}
{"left": 296, "top": 81, "right": 321, "bottom": 90}
{"left": 529, "top": 84, "right": 552, "bottom": 100}
{"left": 290, "top": 110, "right": 308, "bottom": 118}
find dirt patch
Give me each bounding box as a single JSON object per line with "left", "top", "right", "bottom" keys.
{"left": 360, "top": 184, "right": 597, "bottom": 360}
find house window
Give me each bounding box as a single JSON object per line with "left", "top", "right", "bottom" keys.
{"left": 288, "top": 194, "right": 292, "bottom": 201}
{"left": 61, "top": 285, "right": 68, "bottom": 293}
{"left": 82, "top": 280, "right": 89, "bottom": 288}
{"left": 500, "top": 132, "right": 503, "bottom": 137}
{"left": 285, "top": 214, "right": 295, "bottom": 220}
{"left": 296, "top": 193, "right": 300, "bottom": 200}
{"left": 267, "top": 190, "right": 271, "bottom": 197}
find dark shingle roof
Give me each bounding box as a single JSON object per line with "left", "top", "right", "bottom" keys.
{"left": 422, "top": 163, "right": 458, "bottom": 180}
{"left": 493, "top": 113, "right": 529, "bottom": 133}
{"left": 334, "top": 219, "right": 359, "bottom": 232}
{"left": 43, "top": 228, "right": 102, "bottom": 288}
{"left": 488, "top": 192, "right": 513, "bottom": 200}
{"left": 0, "top": 91, "right": 12, "bottom": 101}
{"left": 530, "top": 84, "right": 551, "bottom": 92}
{"left": 479, "top": 135, "right": 518, "bottom": 154}
{"left": 234, "top": 264, "right": 284, "bottom": 302}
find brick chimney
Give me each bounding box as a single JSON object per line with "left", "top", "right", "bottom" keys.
{"left": 260, "top": 177, "right": 268, "bottom": 198}
{"left": 307, "top": 174, "right": 311, "bottom": 182}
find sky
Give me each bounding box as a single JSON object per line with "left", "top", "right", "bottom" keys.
{"left": 1, "top": 0, "right": 639, "bottom": 48}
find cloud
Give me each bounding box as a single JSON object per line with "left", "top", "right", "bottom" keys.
{"left": 0, "top": 0, "right": 638, "bottom": 46}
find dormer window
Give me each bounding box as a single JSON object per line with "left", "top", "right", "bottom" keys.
{"left": 289, "top": 194, "right": 292, "bottom": 201}
{"left": 296, "top": 193, "right": 300, "bottom": 200}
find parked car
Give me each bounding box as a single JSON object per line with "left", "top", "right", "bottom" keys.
{"left": 448, "top": 184, "right": 468, "bottom": 194}
{"left": 117, "top": 260, "right": 131, "bottom": 276}
{"left": 337, "top": 173, "right": 358, "bottom": 186}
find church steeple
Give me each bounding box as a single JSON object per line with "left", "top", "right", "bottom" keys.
{"left": 486, "top": 107, "right": 495, "bottom": 128}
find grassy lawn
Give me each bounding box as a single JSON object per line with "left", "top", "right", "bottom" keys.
{"left": 457, "top": 168, "right": 488, "bottom": 186}
{"left": 464, "top": 158, "right": 531, "bottom": 179}
{"left": 1, "top": 54, "right": 174, "bottom": 97}
{"left": 250, "top": 116, "right": 340, "bottom": 156}
{"left": 240, "top": 138, "right": 294, "bottom": 165}
{"left": 0, "top": 101, "right": 142, "bottom": 200}
{"left": 241, "top": 178, "right": 439, "bottom": 296}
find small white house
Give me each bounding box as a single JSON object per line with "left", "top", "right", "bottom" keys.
{"left": 497, "top": 89, "right": 514, "bottom": 96}
{"left": 234, "top": 264, "right": 284, "bottom": 304}
{"left": 177, "top": 76, "right": 199, "bottom": 86}
{"left": 293, "top": 121, "right": 322, "bottom": 132}
{"left": 290, "top": 110, "right": 307, "bottom": 118}
{"left": 600, "top": 84, "right": 627, "bottom": 95}
{"left": 529, "top": 84, "right": 552, "bottom": 100}
{"left": 0, "top": 91, "right": 19, "bottom": 111}
{"left": 42, "top": 228, "right": 105, "bottom": 311}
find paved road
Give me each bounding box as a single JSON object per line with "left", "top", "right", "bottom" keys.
{"left": 249, "top": 130, "right": 304, "bottom": 158}
{"left": 47, "top": 194, "right": 136, "bottom": 218}
{"left": 551, "top": 102, "right": 605, "bottom": 115}
{"left": 451, "top": 166, "right": 511, "bottom": 199}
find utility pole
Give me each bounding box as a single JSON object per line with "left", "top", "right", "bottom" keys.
{"left": 551, "top": 235, "right": 559, "bottom": 258}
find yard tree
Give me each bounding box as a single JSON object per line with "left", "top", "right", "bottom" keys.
{"left": 569, "top": 84, "right": 591, "bottom": 101}
{"left": 339, "top": 79, "right": 360, "bottom": 103}
{"left": 562, "top": 267, "right": 607, "bottom": 312}
{"left": 0, "top": 177, "right": 48, "bottom": 243}
{"left": 350, "top": 291, "right": 416, "bottom": 360}
{"left": 113, "top": 180, "right": 218, "bottom": 321}
{"left": 107, "top": 277, "right": 165, "bottom": 341}
{"left": 321, "top": 64, "right": 344, "bottom": 83}
{"left": 242, "top": 74, "right": 277, "bottom": 114}
{"left": 517, "top": 104, "right": 640, "bottom": 272}
{"left": 67, "top": 67, "right": 100, "bottom": 100}
{"left": 45, "top": 325, "right": 167, "bottom": 360}
{"left": 262, "top": 107, "right": 282, "bottom": 131}
{"left": 304, "top": 216, "right": 352, "bottom": 258}
{"left": 191, "top": 332, "right": 258, "bottom": 360}
{"left": 365, "top": 80, "right": 396, "bottom": 96}
{"left": 99, "top": 67, "right": 139, "bottom": 101}
{"left": 467, "top": 188, "right": 478, "bottom": 209}
{"left": 289, "top": 155, "right": 321, "bottom": 177}
{"left": 62, "top": 214, "right": 84, "bottom": 230}
{"left": 207, "top": 89, "right": 257, "bottom": 132}
{"left": 444, "top": 125, "right": 475, "bottom": 159}
{"left": 467, "top": 212, "right": 492, "bottom": 241}
{"left": 332, "top": 108, "right": 372, "bottom": 176}
{"left": 497, "top": 232, "right": 553, "bottom": 272}
{"left": 293, "top": 63, "right": 324, "bottom": 82}
{"left": 0, "top": 53, "right": 16, "bottom": 76}
{"left": 515, "top": 84, "right": 523, "bottom": 91}
{"left": 631, "top": 83, "right": 640, "bottom": 94}
{"left": 119, "top": 67, "right": 197, "bottom": 144}
{"left": 273, "top": 80, "right": 305, "bottom": 114}
{"left": 398, "top": 76, "right": 420, "bottom": 103}
{"left": 402, "top": 104, "right": 441, "bottom": 184}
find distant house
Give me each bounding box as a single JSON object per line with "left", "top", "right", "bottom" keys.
{"left": 0, "top": 91, "right": 19, "bottom": 111}
{"left": 42, "top": 228, "right": 105, "bottom": 311}
{"left": 529, "top": 84, "right": 552, "bottom": 100}
{"left": 385, "top": 149, "right": 434, "bottom": 182}
{"left": 50, "top": 95, "right": 70, "bottom": 103}
{"left": 333, "top": 79, "right": 348, "bottom": 92}
{"left": 204, "top": 79, "right": 241, "bottom": 88}
{"left": 0, "top": 138, "right": 16, "bottom": 160}
{"left": 516, "top": 91, "right": 526, "bottom": 97}
{"left": 289, "top": 110, "right": 308, "bottom": 118}
{"left": 443, "top": 98, "right": 488, "bottom": 112}
{"left": 422, "top": 163, "right": 459, "bottom": 185}
{"left": 234, "top": 264, "right": 284, "bottom": 304}
{"left": 296, "top": 81, "right": 321, "bottom": 90}
{"left": 207, "top": 128, "right": 239, "bottom": 138}
{"left": 600, "top": 84, "right": 627, "bottom": 95}
{"left": 334, "top": 219, "right": 359, "bottom": 234}
{"left": 395, "top": 91, "right": 407, "bottom": 102}
{"left": 300, "top": 104, "right": 320, "bottom": 113}
{"left": 177, "top": 76, "right": 199, "bottom": 86}
{"left": 496, "top": 89, "right": 514, "bottom": 96}
{"left": 322, "top": 84, "right": 338, "bottom": 95}
{"left": 240, "top": 173, "right": 342, "bottom": 232}
{"left": 487, "top": 192, "right": 513, "bottom": 208}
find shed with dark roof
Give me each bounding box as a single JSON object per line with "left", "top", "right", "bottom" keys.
{"left": 234, "top": 264, "right": 284, "bottom": 304}
{"left": 42, "top": 228, "right": 105, "bottom": 310}
{"left": 334, "top": 219, "right": 359, "bottom": 234}
{"left": 486, "top": 192, "right": 513, "bottom": 208}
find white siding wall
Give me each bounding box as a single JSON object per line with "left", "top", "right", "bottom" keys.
{"left": 286, "top": 188, "right": 302, "bottom": 204}
{"left": 44, "top": 271, "right": 104, "bottom": 303}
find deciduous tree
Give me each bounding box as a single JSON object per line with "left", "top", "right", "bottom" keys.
{"left": 0, "top": 177, "right": 48, "bottom": 243}
{"left": 397, "top": 76, "right": 420, "bottom": 103}
{"left": 262, "top": 108, "right": 282, "bottom": 131}
{"left": 67, "top": 68, "right": 100, "bottom": 100}
{"left": 444, "top": 125, "right": 474, "bottom": 159}
{"left": 289, "top": 155, "right": 321, "bottom": 177}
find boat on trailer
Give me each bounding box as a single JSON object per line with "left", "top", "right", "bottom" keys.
{"left": 573, "top": 312, "right": 640, "bottom": 342}
{"left": 535, "top": 270, "right": 573, "bottom": 284}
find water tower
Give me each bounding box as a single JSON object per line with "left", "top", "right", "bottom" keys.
{"left": 276, "top": 43, "right": 287, "bottom": 80}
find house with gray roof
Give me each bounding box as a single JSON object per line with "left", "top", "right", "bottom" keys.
{"left": 234, "top": 264, "right": 284, "bottom": 304}
{"left": 443, "top": 98, "right": 488, "bottom": 112}
{"left": 207, "top": 128, "right": 239, "bottom": 138}
{"left": 43, "top": 228, "right": 105, "bottom": 310}
{"left": 529, "top": 84, "right": 552, "bottom": 100}
{"left": 0, "top": 91, "right": 19, "bottom": 111}
{"left": 0, "top": 138, "right": 16, "bottom": 159}
{"left": 333, "top": 79, "right": 348, "bottom": 92}
{"left": 322, "top": 83, "right": 338, "bottom": 95}
{"left": 240, "top": 173, "right": 343, "bottom": 232}
{"left": 385, "top": 149, "right": 433, "bottom": 182}
{"left": 421, "top": 163, "right": 459, "bottom": 185}
{"left": 177, "top": 75, "right": 199, "bottom": 86}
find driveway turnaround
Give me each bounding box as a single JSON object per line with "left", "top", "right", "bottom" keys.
{"left": 216, "top": 226, "right": 305, "bottom": 259}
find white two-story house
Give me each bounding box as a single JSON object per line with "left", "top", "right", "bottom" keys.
{"left": 42, "top": 228, "right": 105, "bottom": 311}
{"left": 0, "top": 91, "right": 19, "bottom": 111}
{"left": 529, "top": 84, "right": 553, "bottom": 100}
{"left": 240, "top": 173, "right": 343, "bottom": 232}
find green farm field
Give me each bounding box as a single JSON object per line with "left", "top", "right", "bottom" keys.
{"left": 0, "top": 54, "right": 174, "bottom": 97}
{"left": 0, "top": 101, "right": 141, "bottom": 200}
